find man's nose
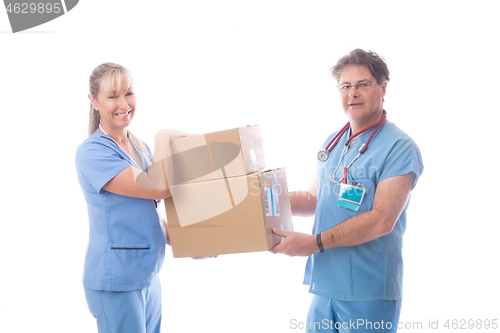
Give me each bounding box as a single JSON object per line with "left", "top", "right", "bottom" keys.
{"left": 348, "top": 85, "right": 359, "bottom": 97}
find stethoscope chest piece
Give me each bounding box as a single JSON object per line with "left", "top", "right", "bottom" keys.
{"left": 317, "top": 150, "right": 329, "bottom": 162}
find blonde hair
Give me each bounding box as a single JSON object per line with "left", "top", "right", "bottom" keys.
{"left": 88, "top": 62, "right": 150, "bottom": 160}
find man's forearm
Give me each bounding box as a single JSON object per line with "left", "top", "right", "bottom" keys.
{"left": 320, "top": 210, "right": 392, "bottom": 249}
{"left": 320, "top": 174, "right": 413, "bottom": 249}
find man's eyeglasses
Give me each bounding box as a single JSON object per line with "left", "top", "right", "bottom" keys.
{"left": 337, "top": 81, "right": 377, "bottom": 93}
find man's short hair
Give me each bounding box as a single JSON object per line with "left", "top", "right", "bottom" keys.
{"left": 331, "top": 49, "right": 390, "bottom": 84}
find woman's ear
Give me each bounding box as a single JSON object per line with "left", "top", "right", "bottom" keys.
{"left": 88, "top": 93, "right": 98, "bottom": 111}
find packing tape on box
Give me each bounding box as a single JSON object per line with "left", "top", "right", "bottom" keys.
{"left": 249, "top": 149, "right": 259, "bottom": 172}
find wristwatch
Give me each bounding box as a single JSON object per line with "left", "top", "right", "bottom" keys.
{"left": 316, "top": 233, "right": 324, "bottom": 253}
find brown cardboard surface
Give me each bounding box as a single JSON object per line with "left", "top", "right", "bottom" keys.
{"left": 166, "top": 168, "right": 293, "bottom": 258}
{"left": 169, "top": 125, "right": 265, "bottom": 185}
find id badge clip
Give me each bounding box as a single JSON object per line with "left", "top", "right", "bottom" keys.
{"left": 338, "top": 182, "right": 366, "bottom": 212}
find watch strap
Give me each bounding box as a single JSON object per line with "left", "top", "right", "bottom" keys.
{"left": 316, "top": 233, "right": 324, "bottom": 253}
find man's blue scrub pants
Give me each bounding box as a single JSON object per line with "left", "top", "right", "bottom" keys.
{"left": 84, "top": 277, "right": 162, "bottom": 333}
{"left": 306, "top": 295, "right": 402, "bottom": 333}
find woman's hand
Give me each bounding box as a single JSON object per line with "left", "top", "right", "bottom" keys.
{"left": 154, "top": 129, "right": 197, "bottom": 161}
{"left": 190, "top": 255, "right": 218, "bottom": 259}
{"left": 148, "top": 129, "right": 198, "bottom": 194}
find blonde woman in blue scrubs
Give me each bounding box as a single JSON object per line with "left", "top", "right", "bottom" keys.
{"left": 76, "top": 63, "right": 179, "bottom": 333}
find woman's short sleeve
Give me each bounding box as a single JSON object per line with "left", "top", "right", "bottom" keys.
{"left": 76, "top": 142, "right": 131, "bottom": 194}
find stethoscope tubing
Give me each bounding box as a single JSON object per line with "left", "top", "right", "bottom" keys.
{"left": 324, "top": 110, "right": 387, "bottom": 157}
{"left": 320, "top": 110, "right": 387, "bottom": 184}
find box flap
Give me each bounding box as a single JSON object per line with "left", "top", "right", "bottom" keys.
{"left": 170, "top": 128, "right": 248, "bottom": 184}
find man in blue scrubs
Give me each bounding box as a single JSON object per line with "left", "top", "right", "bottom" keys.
{"left": 272, "top": 49, "right": 423, "bottom": 332}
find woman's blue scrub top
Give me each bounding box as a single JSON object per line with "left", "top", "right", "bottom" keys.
{"left": 304, "top": 122, "right": 423, "bottom": 301}
{"left": 76, "top": 129, "right": 166, "bottom": 291}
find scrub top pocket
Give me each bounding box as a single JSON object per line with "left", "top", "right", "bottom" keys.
{"left": 110, "top": 244, "right": 151, "bottom": 286}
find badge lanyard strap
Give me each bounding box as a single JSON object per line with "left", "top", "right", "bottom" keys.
{"left": 327, "top": 110, "right": 387, "bottom": 184}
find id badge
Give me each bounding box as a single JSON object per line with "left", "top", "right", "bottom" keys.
{"left": 338, "top": 183, "right": 366, "bottom": 211}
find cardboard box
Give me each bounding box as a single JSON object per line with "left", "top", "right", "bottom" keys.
{"left": 165, "top": 168, "right": 293, "bottom": 258}
{"left": 170, "top": 125, "right": 266, "bottom": 185}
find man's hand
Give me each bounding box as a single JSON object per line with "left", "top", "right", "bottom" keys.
{"left": 271, "top": 228, "right": 318, "bottom": 257}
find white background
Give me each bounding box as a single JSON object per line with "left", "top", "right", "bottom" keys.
{"left": 1, "top": 1, "right": 499, "bottom": 332}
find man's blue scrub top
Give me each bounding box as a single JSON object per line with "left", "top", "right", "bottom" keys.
{"left": 304, "top": 122, "right": 423, "bottom": 301}
{"left": 76, "top": 129, "right": 166, "bottom": 291}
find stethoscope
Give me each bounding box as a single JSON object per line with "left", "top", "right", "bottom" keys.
{"left": 99, "top": 125, "right": 152, "bottom": 166}
{"left": 317, "top": 110, "right": 387, "bottom": 184}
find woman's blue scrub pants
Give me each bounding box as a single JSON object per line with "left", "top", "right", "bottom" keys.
{"left": 84, "top": 277, "right": 162, "bottom": 333}
{"left": 306, "top": 295, "right": 402, "bottom": 333}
